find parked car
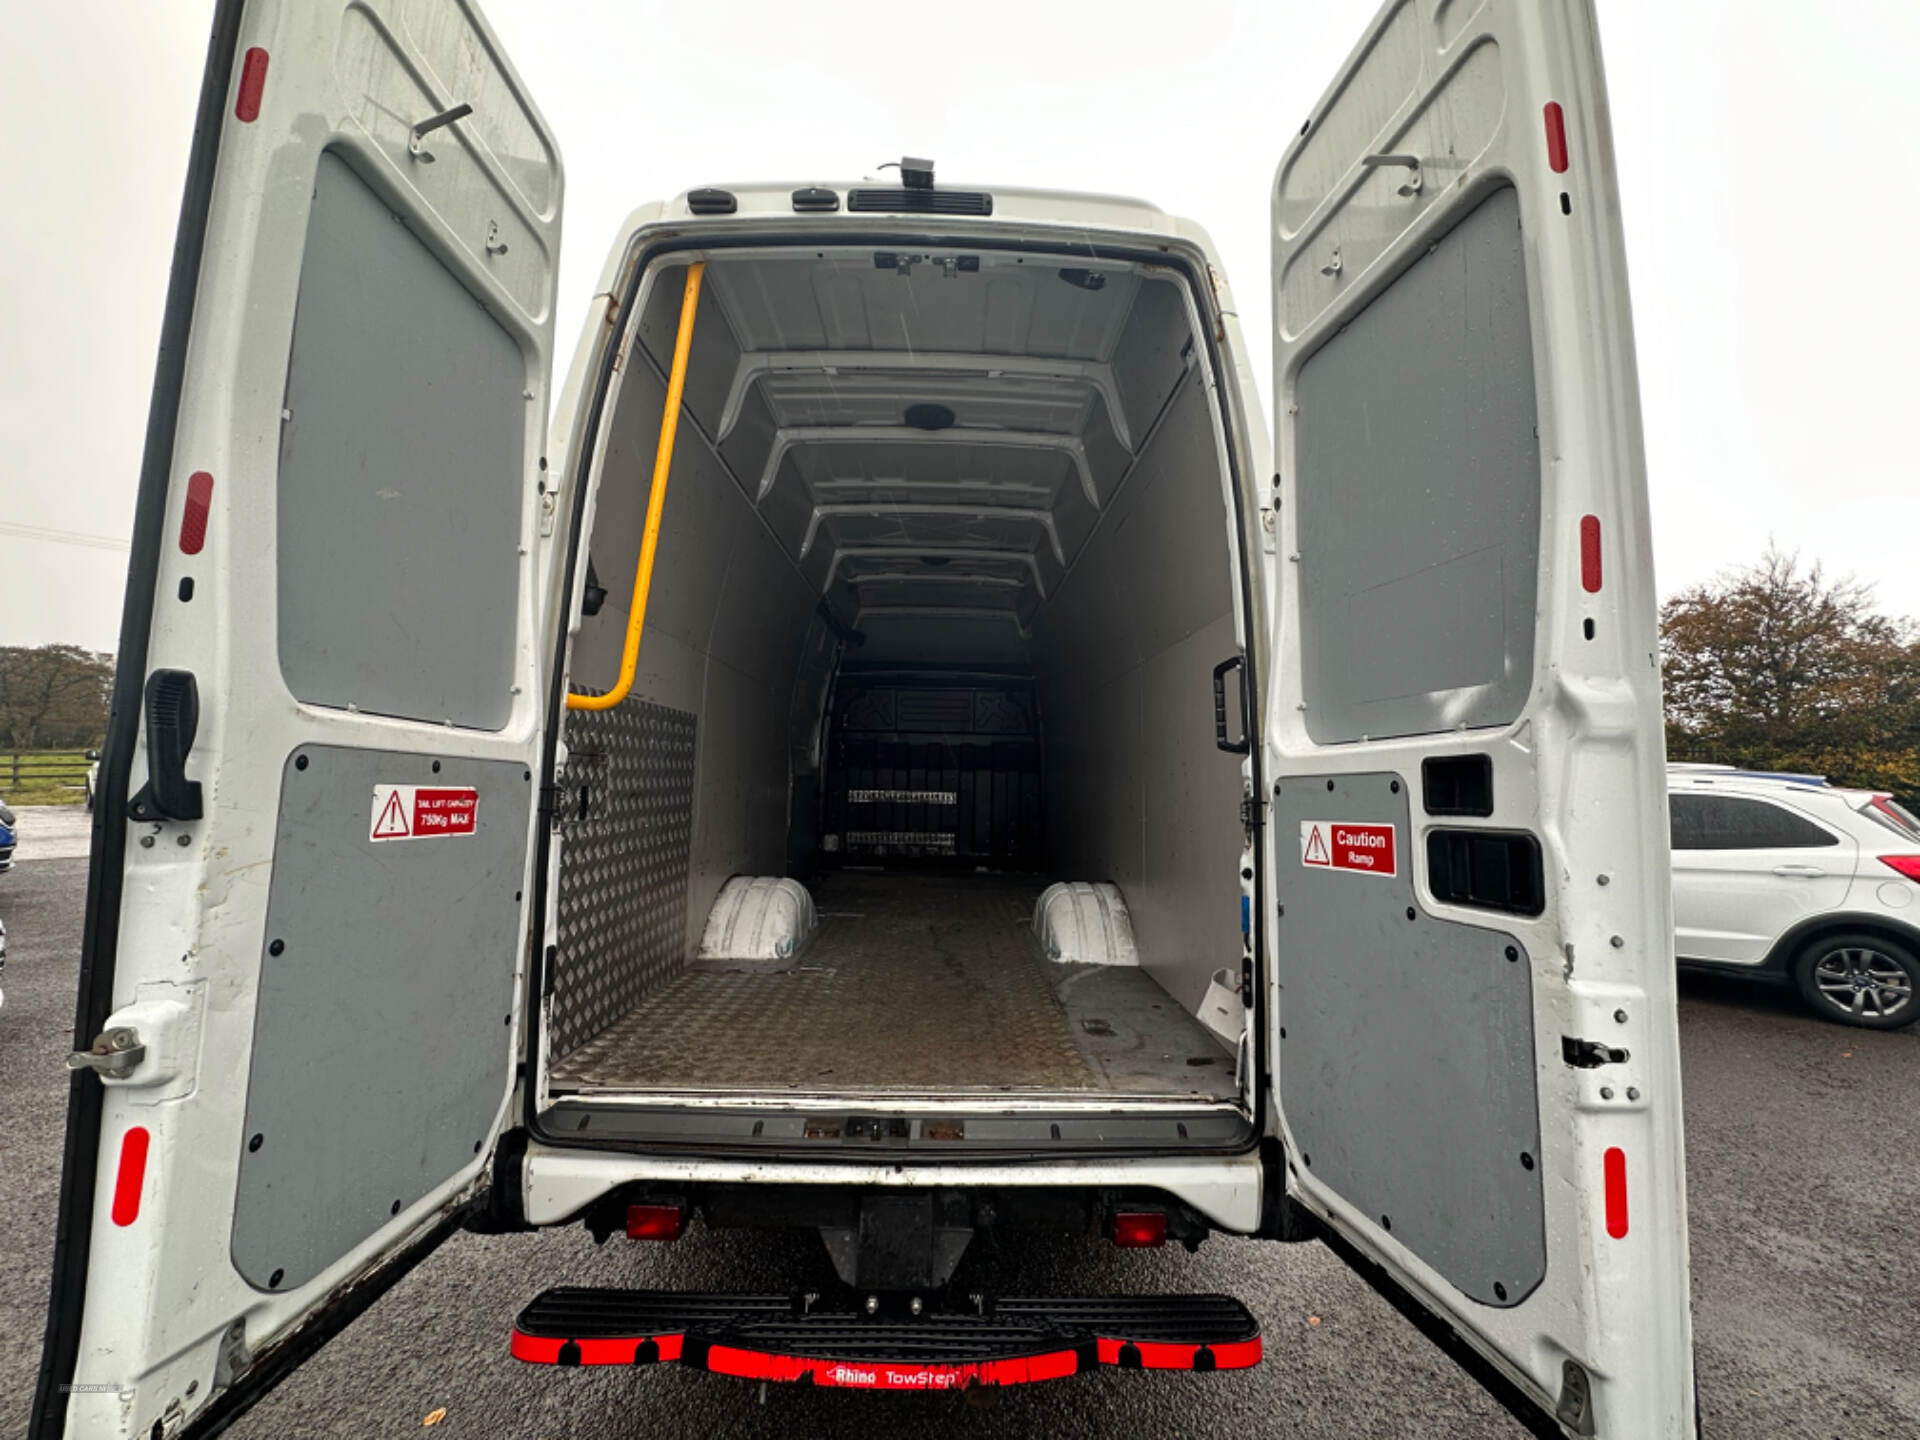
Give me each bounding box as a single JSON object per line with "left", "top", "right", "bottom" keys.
{"left": 84, "top": 749, "right": 99, "bottom": 811}
{"left": 1669, "top": 765, "right": 1920, "bottom": 1028}
{"left": 0, "top": 797, "right": 16, "bottom": 873}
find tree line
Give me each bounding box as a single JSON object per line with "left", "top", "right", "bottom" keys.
{"left": 1661, "top": 549, "right": 1920, "bottom": 803}
{"left": 0, "top": 645, "right": 114, "bottom": 753}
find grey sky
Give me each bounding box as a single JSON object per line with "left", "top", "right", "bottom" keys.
{"left": 4, "top": 0, "right": 1916, "bottom": 654}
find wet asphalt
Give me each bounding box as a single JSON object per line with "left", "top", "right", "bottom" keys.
{"left": 2, "top": 842, "right": 1915, "bottom": 1438}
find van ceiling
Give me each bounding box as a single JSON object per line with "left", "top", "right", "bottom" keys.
{"left": 630, "top": 250, "right": 1201, "bottom": 645}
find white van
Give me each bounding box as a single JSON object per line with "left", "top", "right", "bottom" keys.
{"left": 33, "top": 1, "right": 1696, "bottom": 1436}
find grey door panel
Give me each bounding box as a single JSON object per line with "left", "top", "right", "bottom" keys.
{"left": 1293, "top": 185, "right": 1541, "bottom": 744}
{"left": 276, "top": 150, "right": 527, "bottom": 730}
{"left": 231, "top": 745, "right": 530, "bottom": 1291}
{"left": 1273, "top": 772, "right": 1545, "bottom": 1306}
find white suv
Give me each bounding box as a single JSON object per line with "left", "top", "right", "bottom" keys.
{"left": 1669, "top": 765, "right": 1920, "bottom": 1028}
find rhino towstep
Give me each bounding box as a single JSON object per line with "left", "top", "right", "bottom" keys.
{"left": 511, "top": 1289, "right": 1261, "bottom": 1388}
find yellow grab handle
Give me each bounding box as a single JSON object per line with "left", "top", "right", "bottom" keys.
{"left": 568, "top": 261, "right": 705, "bottom": 711}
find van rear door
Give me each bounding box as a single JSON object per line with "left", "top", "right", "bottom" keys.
{"left": 32, "top": 3, "right": 563, "bottom": 1436}
{"left": 1264, "top": 2, "right": 1693, "bottom": 1435}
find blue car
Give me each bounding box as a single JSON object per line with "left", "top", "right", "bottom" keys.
{"left": 0, "top": 798, "right": 14, "bottom": 872}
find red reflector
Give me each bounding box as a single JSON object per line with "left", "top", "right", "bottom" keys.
{"left": 1602, "top": 1147, "right": 1628, "bottom": 1239}
{"left": 235, "top": 47, "right": 269, "bottom": 122}
{"left": 180, "top": 470, "right": 214, "bottom": 555}
{"left": 1579, "top": 514, "right": 1601, "bottom": 593}
{"left": 1879, "top": 855, "right": 1920, "bottom": 881}
{"left": 625, "top": 1203, "right": 685, "bottom": 1241}
{"left": 1543, "top": 101, "right": 1569, "bottom": 173}
{"left": 1111, "top": 1211, "right": 1167, "bottom": 1248}
{"left": 112, "top": 1127, "right": 151, "bottom": 1226}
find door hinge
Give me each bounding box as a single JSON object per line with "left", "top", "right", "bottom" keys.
{"left": 1240, "top": 791, "right": 1262, "bottom": 834}
{"left": 213, "top": 1318, "right": 253, "bottom": 1393}
{"left": 1240, "top": 956, "right": 1254, "bottom": 1007}
{"left": 546, "top": 751, "right": 607, "bottom": 830}
{"left": 1556, "top": 1358, "right": 1597, "bottom": 1435}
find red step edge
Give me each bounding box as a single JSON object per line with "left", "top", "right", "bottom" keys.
{"left": 509, "top": 1327, "right": 1261, "bottom": 1385}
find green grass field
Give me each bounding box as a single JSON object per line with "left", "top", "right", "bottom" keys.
{"left": 3, "top": 749, "right": 93, "bottom": 807}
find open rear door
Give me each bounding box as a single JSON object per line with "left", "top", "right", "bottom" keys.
{"left": 1264, "top": 2, "right": 1692, "bottom": 1435}
{"left": 32, "top": 3, "right": 563, "bottom": 1436}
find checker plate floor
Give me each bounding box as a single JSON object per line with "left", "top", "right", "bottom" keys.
{"left": 548, "top": 871, "right": 1235, "bottom": 1099}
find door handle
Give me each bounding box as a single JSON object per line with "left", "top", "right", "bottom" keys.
{"left": 127, "top": 669, "right": 203, "bottom": 823}
{"left": 1771, "top": 864, "right": 1825, "bottom": 878}
{"left": 1213, "top": 655, "right": 1249, "bottom": 754}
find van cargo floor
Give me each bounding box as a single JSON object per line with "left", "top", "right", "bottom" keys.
{"left": 549, "top": 872, "right": 1237, "bottom": 1101}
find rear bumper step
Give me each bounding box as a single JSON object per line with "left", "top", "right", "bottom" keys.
{"left": 511, "top": 1288, "right": 1261, "bottom": 1388}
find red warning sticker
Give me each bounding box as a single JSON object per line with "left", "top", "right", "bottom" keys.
{"left": 1300, "top": 820, "right": 1396, "bottom": 877}
{"left": 370, "top": 784, "right": 478, "bottom": 842}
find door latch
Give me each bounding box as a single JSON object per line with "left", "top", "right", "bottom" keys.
{"left": 68, "top": 1026, "right": 146, "bottom": 1080}
{"left": 1561, "top": 1036, "right": 1628, "bottom": 1070}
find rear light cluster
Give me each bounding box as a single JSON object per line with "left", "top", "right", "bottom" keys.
{"left": 625, "top": 1203, "right": 686, "bottom": 1242}
{"left": 1877, "top": 855, "right": 1920, "bottom": 882}
{"left": 1110, "top": 1211, "right": 1168, "bottom": 1249}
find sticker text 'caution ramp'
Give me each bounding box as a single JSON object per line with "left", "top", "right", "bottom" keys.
{"left": 370, "top": 784, "right": 478, "bottom": 842}
{"left": 1299, "top": 820, "right": 1395, "bottom": 877}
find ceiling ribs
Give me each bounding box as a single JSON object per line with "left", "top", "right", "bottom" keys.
{"left": 717, "top": 349, "right": 1135, "bottom": 453}
{"left": 756, "top": 427, "right": 1099, "bottom": 511}
{"left": 798, "top": 504, "right": 1064, "bottom": 564}
{"left": 823, "top": 546, "right": 1050, "bottom": 599}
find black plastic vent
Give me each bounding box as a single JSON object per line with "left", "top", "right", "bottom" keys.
{"left": 903, "top": 402, "right": 956, "bottom": 431}
{"left": 687, "top": 188, "right": 737, "bottom": 215}
{"left": 791, "top": 186, "right": 839, "bottom": 213}
{"left": 1422, "top": 754, "right": 1494, "bottom": 817}
{"left": 848, "top": 187, "right": 993, "bottom": 216}
{"left": 1426, "top": 829, "right": 1545, "bottom": 917}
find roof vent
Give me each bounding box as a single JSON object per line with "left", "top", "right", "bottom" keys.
{"left": 904, "top": 402, "right": 956, "bottom": 431}
{"left": 791, "top": 186, "right": 839, "bottom": 213}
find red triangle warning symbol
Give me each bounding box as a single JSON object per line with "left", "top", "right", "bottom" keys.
{"left": 373, "top": 789, "right": 411, "bottom": 839}
{"left": 1303, "top": 825, "right": 1330, "bottom": 865}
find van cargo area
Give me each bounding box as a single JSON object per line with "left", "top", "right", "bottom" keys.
{"left": 544, "top": 244, "right": 1253, "bottom": 1125}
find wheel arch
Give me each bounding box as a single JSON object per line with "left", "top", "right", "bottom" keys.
{"left": 1763, "top": 912, "right": 1920, "bottom": 974}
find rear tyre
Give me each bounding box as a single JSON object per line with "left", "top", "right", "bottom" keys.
{"left": 1793, "top": 932, "right": 1919, "bottom": 1029}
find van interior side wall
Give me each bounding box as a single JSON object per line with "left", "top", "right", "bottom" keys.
{"left": 568, "top": 279, "right": 815, "bottom": 960}
{"left": 1030, "top": 353, "right": 1243, "bottom": 1014}
{"left": 552, "top": 249, "right": 1246, "bottom": 1093}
